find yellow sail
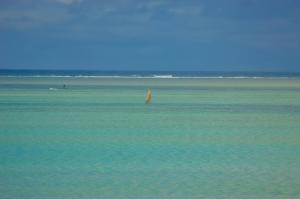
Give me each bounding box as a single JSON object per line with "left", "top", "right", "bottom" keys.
{"left": 145, "top": 89, "right": 152, "bottom": 104}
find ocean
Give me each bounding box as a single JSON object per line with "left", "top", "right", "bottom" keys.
{"left": 1, "top": 70, "right": 300, "bottom": 199}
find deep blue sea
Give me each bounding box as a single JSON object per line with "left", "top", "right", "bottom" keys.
{"left": 1, "top": 69, "right": 300, "bottom": 78}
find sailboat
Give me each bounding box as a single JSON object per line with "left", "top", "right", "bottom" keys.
{"left": 145, "top": 89, "right": 152, "bottom": 104}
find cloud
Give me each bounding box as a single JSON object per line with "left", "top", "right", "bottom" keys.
{"left": 0, "top": 6, "right": 72, "bottom": 29}
{"left": 55, "top": 0, "right": 81, "bottom": 5}
{"left": 136, "top": 1, "right": 165, "bottom": 10}
{"left": 167, "top": 6, "right": 203, "bottom": 16}
{"left": 1, "top": 0, "right": 299, "bottom": 51}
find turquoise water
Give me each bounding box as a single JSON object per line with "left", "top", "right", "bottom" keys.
{"left": 1, "top": 77, "right": 300, "bottom": 199}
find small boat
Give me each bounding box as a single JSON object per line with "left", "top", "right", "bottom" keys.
{"left": 145, "top": 89, "right": 152, "bottom": 104}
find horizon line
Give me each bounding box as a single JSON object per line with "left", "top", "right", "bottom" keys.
{"left": 1, "top": 68, "right": 300, "bottom": 73}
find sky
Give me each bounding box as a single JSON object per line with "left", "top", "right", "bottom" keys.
{"left": 0, "top": 0, "right": 300, "bottom": 72}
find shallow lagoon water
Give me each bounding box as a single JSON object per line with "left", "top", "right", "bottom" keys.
{"left": 1, "top": 77, "right": 300, "bottom": 199}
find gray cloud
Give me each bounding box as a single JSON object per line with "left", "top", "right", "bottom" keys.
{"left": 0, "top": 0, "right": 299, "bottom": 50}
{"left": 54, "top": 0, "right": 82, "bottom": 5}
{"left": 0, "top": 1, "right": 74, "bottom": 29}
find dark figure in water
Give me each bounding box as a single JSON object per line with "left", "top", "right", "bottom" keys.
{"left": 63, "top": 84, "right": 66, "bottom": 89}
